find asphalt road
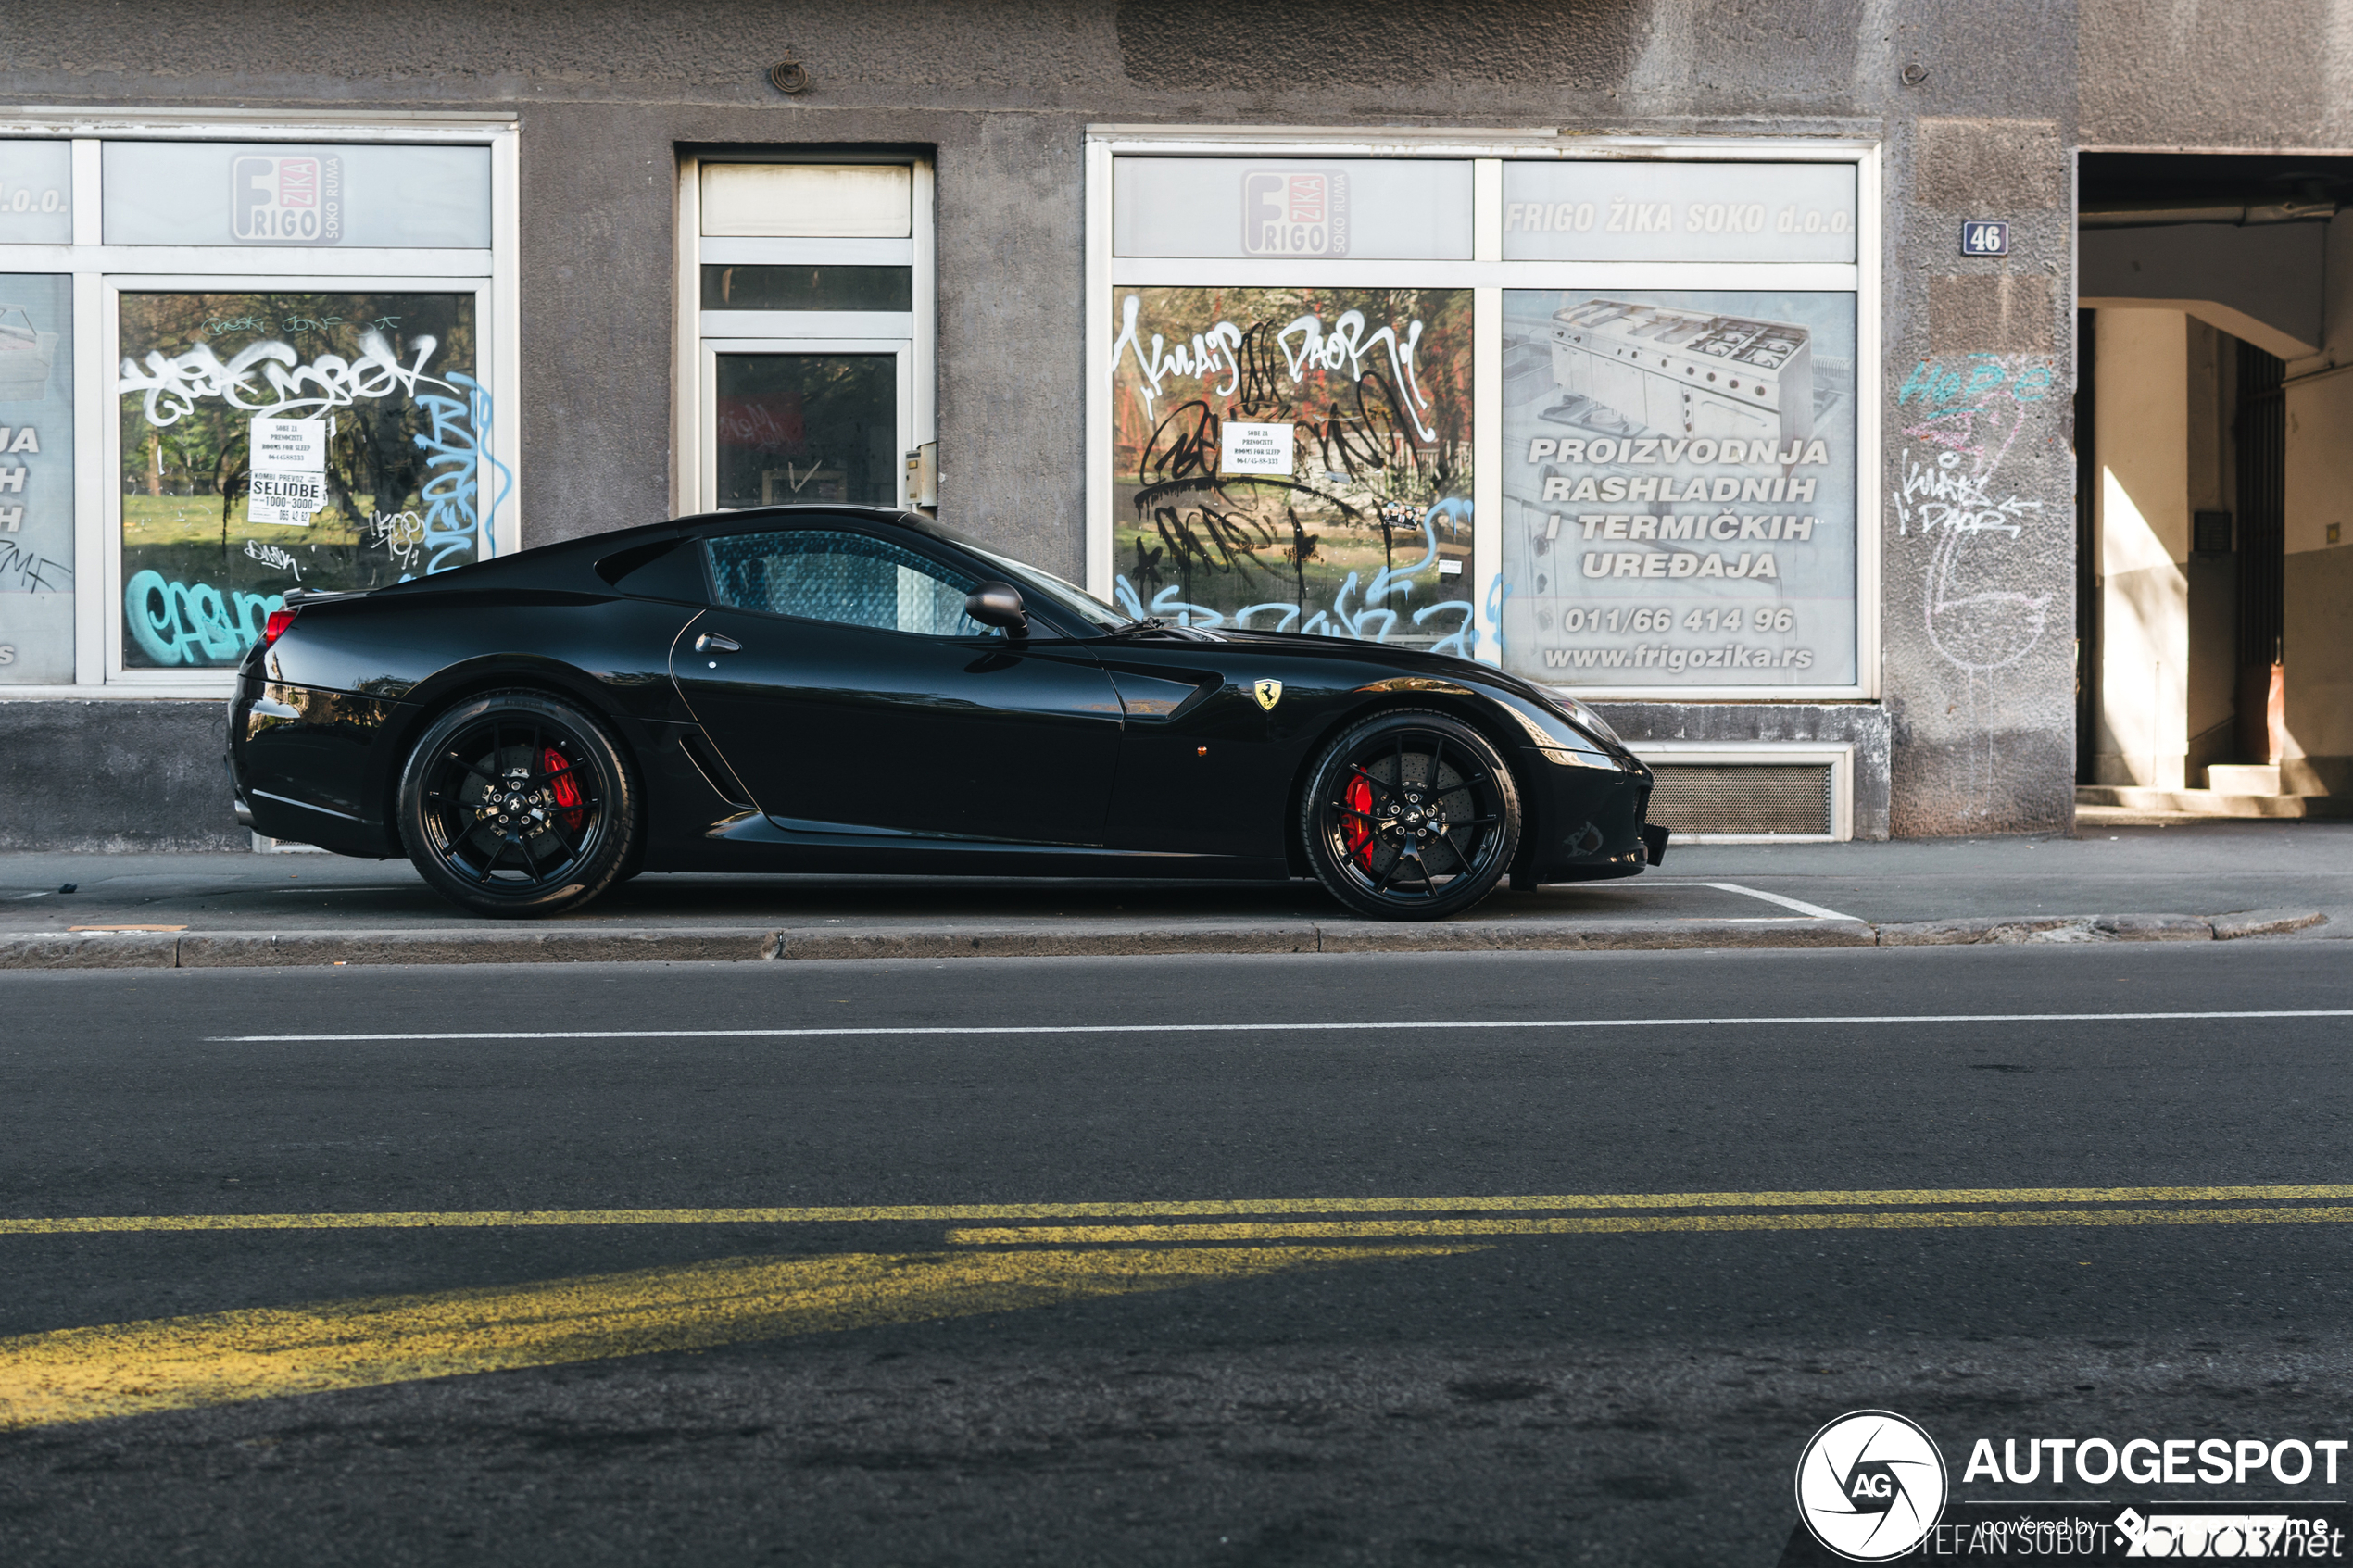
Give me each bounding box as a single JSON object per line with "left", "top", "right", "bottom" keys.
{"left": 3, "top": 940, "right": 2351, "bottom": 1565}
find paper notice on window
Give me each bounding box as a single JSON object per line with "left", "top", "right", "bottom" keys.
{"left": 247, "top": 416, "right": 330, "bottom": 525}
{"left": 1219, "top": 420, "right": 1296, "bottom": 475}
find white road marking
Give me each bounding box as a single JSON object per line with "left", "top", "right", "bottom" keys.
{"left": 1629, "top": 881, "right": 1859, "bottom": 922}
{"left": 213, "top": 1010, "right": 2353, "bottom": 1043}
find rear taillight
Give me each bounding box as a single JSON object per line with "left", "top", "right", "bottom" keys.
{"left": 258, "top": 607, "right": 298, "bottom": 652}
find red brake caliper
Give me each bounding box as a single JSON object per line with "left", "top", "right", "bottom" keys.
{"left": 542, "top": 747, "right": 585, "bottom": 831}
{"left": 1342, "top": 774, "right": 1376, "bottom": 868}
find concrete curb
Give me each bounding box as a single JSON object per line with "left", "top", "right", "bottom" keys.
{"left": 0, "top": 910, "right": 2324, "bottom": 969}
{"left": 1875, "top": 915, "right": 2103, "bottom": 947}
{"left": 0, "top": 929, "right": 775, "bottom": 970}
{"left": 2210, "top": 909, "right": 2333, "bottom": 941}
{"left": 1314, "top": 919, "right": 1880, "bottom": 953}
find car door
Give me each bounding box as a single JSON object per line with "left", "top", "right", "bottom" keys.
{"left": 669, "top": 524, "right": 1125, "bottom": 844}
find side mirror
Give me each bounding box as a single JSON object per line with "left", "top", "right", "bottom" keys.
{"left": 964, "top": 581, "right": 1028, "bottom": 634}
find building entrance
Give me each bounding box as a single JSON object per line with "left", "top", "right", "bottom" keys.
{"left": 2077, "top": 152, "right": 2353, "bottom": 812}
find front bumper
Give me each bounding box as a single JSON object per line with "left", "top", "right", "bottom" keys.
{"left": 1516, "top": 747, "right": 1659, "bottom": 884}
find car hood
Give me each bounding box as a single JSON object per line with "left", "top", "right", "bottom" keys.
{"left": 1102, "top": 624, "right": 1636, "bottom": 757}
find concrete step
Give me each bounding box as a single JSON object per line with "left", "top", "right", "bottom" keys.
{"left": 2207, "top": 764, "right": 2283, "bottom": 794}
{"left": 2075, "top": 784, "right": 2353, "bottom": 819}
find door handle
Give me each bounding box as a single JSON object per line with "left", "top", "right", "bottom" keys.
{"left": 695, "top": 633, "right": 742, "bottom": 654}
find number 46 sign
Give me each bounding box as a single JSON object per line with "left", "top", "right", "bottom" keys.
{"left": 1959, "top": 220, "right": 2009, "bottom": 257}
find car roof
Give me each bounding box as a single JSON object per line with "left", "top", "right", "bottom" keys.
{"left": 677, "top": 504, "right": 932, "bottom": 537}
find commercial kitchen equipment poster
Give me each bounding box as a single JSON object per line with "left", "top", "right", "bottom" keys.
{"left": 1499, "top": 289, "right": 1856, "bottom": 688}
{"left": 1109, "top": 286, "right": 1477, "bottom": 655}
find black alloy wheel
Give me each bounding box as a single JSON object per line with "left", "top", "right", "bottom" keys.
{"left": 397, "top": 690, "right": 637, "bottom": 918}
{"left": 1300, "top": 708, "right": 1521, "bottom": 921}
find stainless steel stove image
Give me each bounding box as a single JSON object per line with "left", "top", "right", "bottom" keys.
{"left": 1541, "top": 298, "right": 1814, "bottom": 445}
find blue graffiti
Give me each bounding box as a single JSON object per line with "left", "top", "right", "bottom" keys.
{"left": 413, "top": 370, "right": 510, "bottom": 570}
{"left": 1147, "top": 583, "right": 1224, "bottom": 628}
{"left": 1114, "top": 498, "right": 1478, "bottom": 651}
{"left": 1482, "top": 571, "right": 1511, "bottom": 661}
{"left": 1895, "top": 354, "right": 2055, "bottom": 413}
{"left": 125, "top": 569, "right": 283, "bottom": 666}
{"left": 1416, "top": 599, "right": 1475, "bottom": 659}
{"left": 1233, "top": 602, "right": 1303, "bottom": 631}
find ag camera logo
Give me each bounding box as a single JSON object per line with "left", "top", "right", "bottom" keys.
{"left": 1796, "top": 1410, "right": 1949, "bottom": 1561}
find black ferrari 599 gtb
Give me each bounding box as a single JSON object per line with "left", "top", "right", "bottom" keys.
{"left": 229, "top": 506, "right": 1664, "bottom": 920}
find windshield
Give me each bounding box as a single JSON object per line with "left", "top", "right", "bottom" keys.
{"left": 917, "top": 521, "right": 1128, "bottom": 633}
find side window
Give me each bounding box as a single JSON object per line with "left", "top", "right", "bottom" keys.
{"left": 704, "top": 529, "right": 993, "bottom": 637}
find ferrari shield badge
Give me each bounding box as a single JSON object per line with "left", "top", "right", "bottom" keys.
{"left": 1253, "top": 679, "right": 1283, "bottom": 711}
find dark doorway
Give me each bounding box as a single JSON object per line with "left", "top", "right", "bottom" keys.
{"left": 2234, "top": 340, "right": 2284, "bottom": 763}
{"left": 2074, "top": 309, "right": 2097, "bottom": 784}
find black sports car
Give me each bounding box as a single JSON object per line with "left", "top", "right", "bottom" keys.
{"left": 230, "top": 506, "right": 1664, "bottom": 920}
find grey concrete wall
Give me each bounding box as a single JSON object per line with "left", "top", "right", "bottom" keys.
{"left": 1, "top": 0, "right": 2089, "bottom": 842}
{"left": 2082, "top": 0, "right": 2353, "bottom": 150}
{"left": 0, "top": 702, "right": 242, "bottom": 851}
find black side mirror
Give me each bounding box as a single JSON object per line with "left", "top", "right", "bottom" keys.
{"left": 964, "top": 581, "right": 1028, "bottom": 634}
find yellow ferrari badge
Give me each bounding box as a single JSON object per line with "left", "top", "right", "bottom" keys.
{"left": 1253, "top": 679, "right": 1283, "bottom": 711}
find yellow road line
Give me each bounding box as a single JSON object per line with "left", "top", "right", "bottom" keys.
{"left": 945, "top": 1204, "right": 2353, "bottom": 1247}
{"left": 0, "top": 1244, "right": 1468, "bottom": 1431}
{"left": 6, "top": 1184, "right": 2353, "bottom": 1235}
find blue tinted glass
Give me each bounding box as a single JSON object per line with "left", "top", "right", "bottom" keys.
{"left": 705, "top": 530, "right": 991, "bottom": 637}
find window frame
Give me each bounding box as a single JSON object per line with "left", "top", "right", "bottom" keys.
{"left": 1082, "top": 126, "right": 1883, "bottom": 703}
{"left": 0, "top": 108, "right": 519, "bottom": 699}
{"left": 674, "top": 152, "right": 936, "bottom": 521}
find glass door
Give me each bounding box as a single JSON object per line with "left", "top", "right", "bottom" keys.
{"left": 699, "top": 339, "right": 911, "bottom": 512}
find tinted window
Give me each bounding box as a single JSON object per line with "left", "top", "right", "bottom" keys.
{"left": 701, "top": 265, "right": 913, "bottom": 312}
{"left": 705, "top": 529, "right": 992, "bottom": 637}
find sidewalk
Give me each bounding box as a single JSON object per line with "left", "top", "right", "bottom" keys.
{"left": 0, "top": 819, "right": 2341, "bottom": 966}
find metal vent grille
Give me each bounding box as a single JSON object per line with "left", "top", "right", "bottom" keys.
{"left": 1647, "top": 763, "right": 1833, "bottom": 835}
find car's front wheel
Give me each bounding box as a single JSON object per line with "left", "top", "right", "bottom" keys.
{"left": 1300, "top": 708, "right": 1521, "bottom": 921}
{"left": 397, "top": 690, "right": 637, "bottom": 918}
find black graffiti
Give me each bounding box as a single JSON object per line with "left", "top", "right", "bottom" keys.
{"left": 0, "top": 537, "right": 71, "bottom": 593}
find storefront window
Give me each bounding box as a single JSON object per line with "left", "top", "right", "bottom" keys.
{"left": 0, "top": 120, "right": 510, "bottom": 689}
{"left": 1109, "top": 285, "right": 1475, "bottom": 650}
{"left": 1095, "top": 143, "right": 1870, "bottom": 697}
{"left": 1498, "top": 289, "right": 1857, "bottom": 686}
{"left": 0, "top": 274, "right": 72, "bottom": 683}
{"left": 116, "top": 291, "right": 497, "bottom": 668}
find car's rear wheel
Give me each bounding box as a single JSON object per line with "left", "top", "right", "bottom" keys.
{"left": 1300, "top": 709, "right": 1520, "bottom": 921}
{"left": 397, "top": 691, "right": 636, "bottom": 918}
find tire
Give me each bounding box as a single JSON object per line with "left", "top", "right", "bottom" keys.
{"left": 396, "top": 690, "right": 638, "bottom": 919}
{"left": 1299, "top": 708, "right": 1521, "bottom": 922}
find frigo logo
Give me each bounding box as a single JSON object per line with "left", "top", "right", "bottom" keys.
{"left": 1240, "top": 170, "right": 1347, "bottom": 257}
{"left": 1795, "top": 1411, "right": 1950, "bottom": 1562}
